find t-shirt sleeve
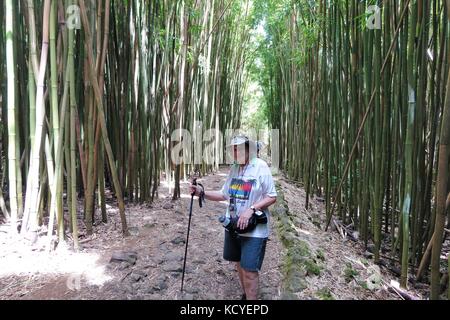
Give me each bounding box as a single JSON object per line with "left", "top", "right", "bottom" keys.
{"left": 260, "top": 166, "right": 277, "bottom": 198}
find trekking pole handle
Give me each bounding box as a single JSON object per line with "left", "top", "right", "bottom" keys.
{"left": 191, "top": 178, "right": 197, "bottom": 197}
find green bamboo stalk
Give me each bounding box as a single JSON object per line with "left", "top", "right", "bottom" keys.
{"left": 46, "top": 61, "right": 71, "bottom": 247}
{"left": 65, "top": 93, "right": 72, "bottom": 233}
{"left": 26, "top": 0, "right": 40, "bottom": 81}
{"left": 98, "top": 142, "right": 107, "bottom": 223}
{"left": 430, "top": 0, "right": 450, "bottom": 299}
{"left": 12, "top": 0, "right": 24, "bottom": 221}
{"left": 400, "top": 0, "right": 418, "bottom": 289}
{"left": 84, "top": 88, "right": 95, "bottom": 235}
{"left": 28, "top": 50, "right": 36, "bottom": 171}
{"left": 0, "top": 0, "right": 3, "bottom": 113}
{"left": 69, "top": 3, "right": 79, "bottom": 250}
{"left": 0, "top": 161, "right": 10, "bottom": 220}
{"left": 49, "top": 0, "right": 64, "bottom": 242}
{"left": 5, "top": 0, "right": 18, "bottom": 231}
{"left": 373, "top": 1, "right": 382, "bottom": 263}
{"left": 21, "top": 0, "right": 51, "bottom": 236}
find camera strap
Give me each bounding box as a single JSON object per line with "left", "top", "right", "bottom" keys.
{"left": 225, "top": 204, "right": 231, "bottom": 219}
{"left": 197, "top": 183, "right": 205, "bottom": 208}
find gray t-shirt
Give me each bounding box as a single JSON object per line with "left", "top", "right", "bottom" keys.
{"left": 220, "top": 157, "right": 277, "bottom": 238}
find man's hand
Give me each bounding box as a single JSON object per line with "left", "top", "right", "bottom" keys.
{"left": 237, "top": 208, "right": 254, "bottom": 230}
{"left": 190, "top": 184, "right": 203, "bottom": 197}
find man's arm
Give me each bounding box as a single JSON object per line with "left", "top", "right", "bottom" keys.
{"left": 252, "top": 196, "right": 277, "bottom": 211}
{"left": 190, "top": 185, "right": 226, "bottom": 202}
{"left": 236, "top": 196, "right": 277, "bottom": 230}
{"left": 204, "top": 191, "right": 226, "bottom": 202}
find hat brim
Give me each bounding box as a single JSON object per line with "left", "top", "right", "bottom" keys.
{"left": 226, "top": 139, "right": 257, "bottom": 148}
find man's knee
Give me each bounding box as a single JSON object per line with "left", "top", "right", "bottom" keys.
{"left": 242, "top": 269, "right": 258, "bottom": 280}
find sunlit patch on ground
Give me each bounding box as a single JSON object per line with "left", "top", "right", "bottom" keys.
{"left": 0, "top": 233, "right": 111, "bottom": 289}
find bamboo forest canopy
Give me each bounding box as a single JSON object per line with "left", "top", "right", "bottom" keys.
{"left": 1, "top": 0, "right": 450, "bottom": 300}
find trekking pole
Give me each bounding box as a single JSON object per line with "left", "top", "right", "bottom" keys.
{"left": 181, "top": 178, "right": 201, "bottom": 292}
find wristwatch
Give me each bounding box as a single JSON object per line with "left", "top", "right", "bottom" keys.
{"left": 250, "top": 205, "right": 257, "bottom": 214}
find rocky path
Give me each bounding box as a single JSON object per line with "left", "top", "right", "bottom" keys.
{"left": 0, "top": 168, "right": 426, "bottom": 300}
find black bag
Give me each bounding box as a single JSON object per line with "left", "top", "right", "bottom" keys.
{"left": 219, "top": 211, "right": 267, "bottom": 234}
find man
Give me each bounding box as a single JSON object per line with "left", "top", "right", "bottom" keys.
{"left": 191, "top": 136, "right": 277, "bottom": 300}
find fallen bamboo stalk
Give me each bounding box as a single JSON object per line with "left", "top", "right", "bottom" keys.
{"left": 388, "top": 282, "right": 420, "bottom": 300}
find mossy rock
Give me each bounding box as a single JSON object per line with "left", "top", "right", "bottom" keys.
{"left": 286, "top": 240, "right": 311, "bottom": 257}
{"left": 360, "top": 258, "right": 369, "bottom": 267}
{"left": 276, "top": 215, "right": 292, "bottom": 230}
{"left": 357, "top": 279, "right": 369, "bottom": 290}
{"left": 281, "top": 292, "right": 299, "bottom": 300}
{"left": 303, "top": 258, "right": 322, "bottom": 276}
{"left": 316, "top": 249, "right": 325, "bottom": 261}
{"left": 312, "top": 220, "right": 322, "bottom": 229}
{"left": 285, "top": 274, "right": 308, "bottom": 293}
{"left": 274, "top": 183, "right": 323, "bottom": 296}
{"left": 316, "top": 288, "right": 335, "bottom": 300}
{"left": 272, "top": 206, "right": 288, "bottom": 217}
{"left": 343, "top": 262, "right": 359, "bottom": 283}
{"left": 279, "top": 231, "right": 299, "bottom": 248}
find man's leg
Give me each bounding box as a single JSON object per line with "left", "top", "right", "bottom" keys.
{"left": 236, "top": 263, "right": 246, "bottom": 297}
{"left": 239, "top": 237, "right": 267, "bottom": 300}
{"left": 242, "top": 269, "right": 259, "bottom": 300}
{"left": 223, "top": 232, "right": 243, "bottom": 298}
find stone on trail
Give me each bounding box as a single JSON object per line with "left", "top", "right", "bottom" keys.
{"left": 165, "top": 251, "right": 183, "bottom": 262}
{"left": 182, "top": 293, "right": 194, "bottom": 300}
{"left": 171, "top": 236, "right": 186, "bottom": 245}
{"left": 192, "top": 259, "right": 206, "bottom": 265}
{"left": 128, "top": 227, "right": 139, "bottom": 236}
{"left": 109, "top": 251, "right": 138, "bottom": 265}
{"left": 184, "top": 287, "right": 199, "bottom": 294}
{"left": 216, "top": 269, "right": 226, "bottom": 276}
{"left": 130, "top": 270, "right": 147, "bottom": 282}
{"left": 163, "top": 202, "right": 174, "bottom": 209}
{"left": 151, "top": 278, "right": 168, "bottom": 292}
{"left": 162, "top": 261, "right": 183, "bottom": 272}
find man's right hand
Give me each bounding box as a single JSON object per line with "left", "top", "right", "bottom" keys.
{"left": 190, "top": 184, "right": 202, "bottom": 196}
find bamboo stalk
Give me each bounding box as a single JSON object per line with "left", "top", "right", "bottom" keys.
{"left": 46, "top": 60, "right": 70, "bottom": 248}
{"left": 6, "top": 0, "right": 18, "bottom": 232}
{"left": 431, "top": 0, "right": 450, "bottom": 299}
{"left": 0, "top": 160, "right": 10, "bottom": 220}
{"left": 21, "top": 0, "right": 51, "bottom": 236}
{"left": 68, "top": 0, "right": 79, "bottom": 250}
{"left": 49, "top": 0, "right": 65, "bottom": 241}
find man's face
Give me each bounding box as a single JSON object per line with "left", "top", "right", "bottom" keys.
{"left": 233, "top": 144, "right": 248, "bottom": 164}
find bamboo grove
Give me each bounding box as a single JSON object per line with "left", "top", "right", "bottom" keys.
{"left": 2, "top": 0, "right": 450, "bottom": 301}
{"left": 257, "top": 0, "right": 450, "bottom": 298}
{"left": 0, "top": 0, "right": 251, "bottom": 248}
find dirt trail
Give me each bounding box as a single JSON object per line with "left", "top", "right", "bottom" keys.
{"left": 0, "top": 168, "right": 426, "bottom": 300}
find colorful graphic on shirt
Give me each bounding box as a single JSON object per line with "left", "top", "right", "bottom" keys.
{"left": 228, "top": 178, "right": 256, "bottom": 200}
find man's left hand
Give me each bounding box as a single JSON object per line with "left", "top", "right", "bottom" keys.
{"left": 237, "top": 208, "right": 254, "bottom": 231}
